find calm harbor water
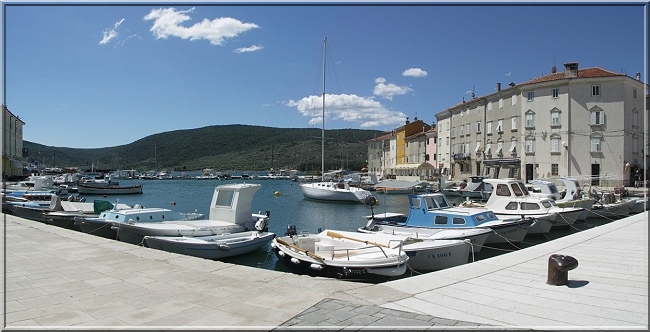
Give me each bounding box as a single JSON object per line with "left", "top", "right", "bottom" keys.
{"left": 79, "top": 174, "right": 615, "bottom": 279}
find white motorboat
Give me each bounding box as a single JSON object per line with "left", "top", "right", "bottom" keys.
{"left": 115, "top": 183, "right": 270, "bottom": 245}
{"left": 272, "top": 227, "right": 409, "bottom": 280}
{"left": 527, "top": 178, "right": 594, "bottom": 221}
{"left": 474, "top": 178, "right": 584, "bottom": 231}
{"left": 44, "top": 199, "right": 131, "bottom": 231}
{"left": 326, "top": 230, "right": 472, "bottom": 272}
{"left": 76, "top": 205, "right": 205, "bottom": 240}
{"left": 143, "top": 231, "right": 275, "bottom": 260}
{"left": 627, "top": 196, "right": 649, "bottom": 214}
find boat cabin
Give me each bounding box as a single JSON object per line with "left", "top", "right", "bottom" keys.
{"left": 483, "top": 178, "right": 560, "bottom": 212}
{"left": 526, "top": 180, "right": 561, "bottom": 200}
{"left": 394, "top": 193, "right": 502, "bottom": 228}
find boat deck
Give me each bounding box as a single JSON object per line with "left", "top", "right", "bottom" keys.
{"left": 3, "top": 212, "right": 647, "bottom": 329}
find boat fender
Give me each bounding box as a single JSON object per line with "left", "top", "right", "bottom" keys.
{"left": 255, "top": 217, "right": 268, "bottom": 232}
{"left": 310, "top": 263, "right": 324, "bottom": 271}
{"left": 290, "top": 257, "right": 300, "bottom": 265}
{"left": 278, "top": 250, "right": 286, "bottom": 257}
{"left": 217, "top": 243, "right": 231, "bottom": 251}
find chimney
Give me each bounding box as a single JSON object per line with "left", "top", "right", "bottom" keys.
{"left": 636, "top": 72, "right": 641, "bottom": 81}
{"left": 497, "top": 82, "right": 501, "bottom": 92}
{"left": 564, "top": 62, "right": 579, "bottom": 78}
{"left": 405, "top": 117, "right": 410, "bottom": 125}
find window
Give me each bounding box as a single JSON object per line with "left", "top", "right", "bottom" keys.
{"left": 446, "top": 137, "right": 449, "bottom": 146}
{"left": 485, "top": 143, "right": 492, "bottom": 155}
{"left": 633, "top": 110, "right": 638, "bottom": 128}
{"left": 521, "top": 202, "right": 541, "bottom": 210}
{"left": 497, "top": 119, "right": 503, "bottom": 132}
{"left": 488, "top": 102, "right": 492, "bottom": 112}
{"left": 633, "top": 88, "right": 637, "bottom": 99}
{"left": 551, "top": 111, "right": 561, "bottom": 127}
{"left": 465, "top": 123, "right": 470, "bottom": 136}
{"left": 511, "top": 95, "right": 517, "bottom": 106}
{"left": 592, "top": 85, "right": 601, "bottom": 96}
{"left": 496, "top": 184, "right": 511, "bottom": 196}
{"left": 434, "top": 215, "right": 447, "bottom": 225}
{"left": 476, "top": 121, "right": 481, "bottom": 133}
{"left": 460, "top": 126, "right": 463, "bottom": 137}
{"left": 527, "top": 91, "right": 534, "bottom": 101}
{"left": 475, "top": 141, "right": 481, "bottom": 153}
{"left": 511, "top": 183, "right": 523, "bottom": 196}
{"left": 499, "top": 98, "right": 504, "bottom": 109}
{"left": 633, "top": 137, "right": 639, "bottom": 154}
{"left": 525, "top": 112, "right": 535, "bottom": 128}
{"left": 487, "top": 121, "right": 492, "bottom": 134}
{"left": 525, "top": 137, "right": 535, "bottom": 154}
{"left": 551, "top": 136, "right": 561, "bottom": 153}
{"left": 452, "top": 217, "right": 465, "bottom": 225}
{"left": 552, "top": 87, "right": 559, "bottom": 98}
{"left": 496, "top": 140, "right": 504, "bottom": 155}
{"left": 590, "top": 109, "right": 604, "bottom": 125}
{"left": 551, "top": 164, "right": 559, "bottom": 176}
{"left": 505, "top": 202, "right": 518, "bottom": 210}
{"left": 451, "top": 127, "right": 455, "bottom": 138}
{"left": 590, "top": 138, "right": 601, "bottom": 152}
{"left": 511, "top": 117, "right": 517, "bottom": 131}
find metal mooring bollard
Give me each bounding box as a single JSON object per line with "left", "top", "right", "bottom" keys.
{"left": 547, "top": 254, "right": 579, "bottom": 286}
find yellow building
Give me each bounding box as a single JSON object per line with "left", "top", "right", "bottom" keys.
{"left": 2, "top": 105, "right": 26, "bottom": 179}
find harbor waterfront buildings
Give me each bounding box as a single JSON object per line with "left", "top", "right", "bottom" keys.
{"left": 368, "top": 62, "right": 649, "bottom": 187}
{"left": 2, "top": 104, "right": 26, "bottom": 179}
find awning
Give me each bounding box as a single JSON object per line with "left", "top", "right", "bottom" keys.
{"left": 394, "top": 162, "right": 435, "bottom": 170}
{"left": 483, "top": 158, "right": 520, "bottom": 166}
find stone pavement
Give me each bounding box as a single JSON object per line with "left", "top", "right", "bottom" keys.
{"left": 2, "top": 211, "right": 648, "bottom": 330}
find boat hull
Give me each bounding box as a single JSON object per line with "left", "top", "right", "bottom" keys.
{"left": 300, "top": 182, "right": 371, "bottom": 203}
{"left": 143, "top": 231, "right": 275, "bottom": 260}
{"left": 586, "top": 201, "right": 633, "bottom": 219}
{"left": 77, "top": 184, "right": 143, "bottom": 195}
{"left": 358, "top": 226, "right": 490, "bottom": 254}
{"left": 116, "top": 222, "right": 247, "bottom": 245}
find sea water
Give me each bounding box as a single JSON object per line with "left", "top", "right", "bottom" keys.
{"left": 80, "top": 174, "right": 615, "bottom": 276}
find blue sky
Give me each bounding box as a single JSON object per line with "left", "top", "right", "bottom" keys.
{"left": 2, "top": 2, "right": 647, "bottom": 149}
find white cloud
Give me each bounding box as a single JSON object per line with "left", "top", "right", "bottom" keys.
{"left": 373, "top": 77, "right": 413, "bottom": 101}
{"left": 144, "top": 7, "right": 259, "bottom": 46}
{"left": 99, "top": 18, "right": 125, "bottom": 45}
{"left": 234, "top": 44, "right": 263, "bottom": 53}
{"left": 402, "top": 68, "right": 428, "bottom": 78}
{"left": 286, "top": 93, "right": 406, "bottom": 128}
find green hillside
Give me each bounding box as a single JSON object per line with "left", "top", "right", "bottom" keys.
{"left": 23, "top": 125, "right": 385, "bottom": 173}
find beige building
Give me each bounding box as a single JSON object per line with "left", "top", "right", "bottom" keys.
{"left": 435, "top": 62, "right": 647, "bottom": 186}
{"left": 2, "top": 105, "right": 26, "bottom": 179}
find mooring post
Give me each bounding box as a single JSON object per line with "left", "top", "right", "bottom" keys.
{"left": 547, "top": 254, "right": 579, "bottom": 286}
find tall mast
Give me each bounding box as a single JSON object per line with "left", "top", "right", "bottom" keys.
{"left": 321, "top": 37, "right": 326, "bottom": 182}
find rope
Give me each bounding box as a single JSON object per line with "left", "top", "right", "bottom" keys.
{"left": 487, "top": 228, "right": 522, "bottom": 250}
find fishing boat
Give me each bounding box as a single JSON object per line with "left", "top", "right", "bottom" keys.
{"left": 143, "top": 231, "right": 275, "bottom": 260}
{"left": 114, "top": 183, "right": 270, "bottom": 245}
{"left": 324, "top": 230, "right": 472, "bottom": 272}
{"left": 272, "top": 226, "right": 409, "bottom": 280}
{"left": 459, "top": 176, "right": 492, "bottom": 199}
{"left": 527, "top": 178, "right": 594, "bottom": 221}
{"left": 76, "top": 182, "right": 143, "bottom": 195}
{"left": 298, "top": 38, "right": 373, "bottom": 204}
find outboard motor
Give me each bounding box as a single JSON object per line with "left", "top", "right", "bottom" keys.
{"left": 285, "top": 224, "right": 297, "bottom": 236}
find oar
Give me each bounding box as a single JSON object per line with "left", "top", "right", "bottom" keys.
{"left": 275, "top": 238, "right": 324, "bottom": 261}
{"left": 325, "top": 231, "right": 389, "bottom": 248}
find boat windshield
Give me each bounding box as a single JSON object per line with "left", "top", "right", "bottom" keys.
{"left": 511, "top": 183, "right": 524, "bottom": 196}
{"left": 433, "top": 195, "right": 449, "bottom": 208}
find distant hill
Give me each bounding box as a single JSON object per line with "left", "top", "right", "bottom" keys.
{"left": 23, "top": 124, "right": 385, "bottom": 173}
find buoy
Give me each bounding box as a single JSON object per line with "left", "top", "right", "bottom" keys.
{"left": 170, "top": 201, "right": 176, "bottom": 205}
{"left": 274, "top": 191, "right": 281, "bottom": 196}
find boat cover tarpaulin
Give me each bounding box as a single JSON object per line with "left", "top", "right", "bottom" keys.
{"left": 93, "top": 200, "right": 114, "bottom": 214}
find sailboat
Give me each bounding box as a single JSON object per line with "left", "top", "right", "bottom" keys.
{"left": 299, "top": 38, "right": 373, "bottom": 204}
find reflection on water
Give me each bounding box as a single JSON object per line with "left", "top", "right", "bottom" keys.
{"left": 78, "top": 177, "right": 618, "bottom": 279}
